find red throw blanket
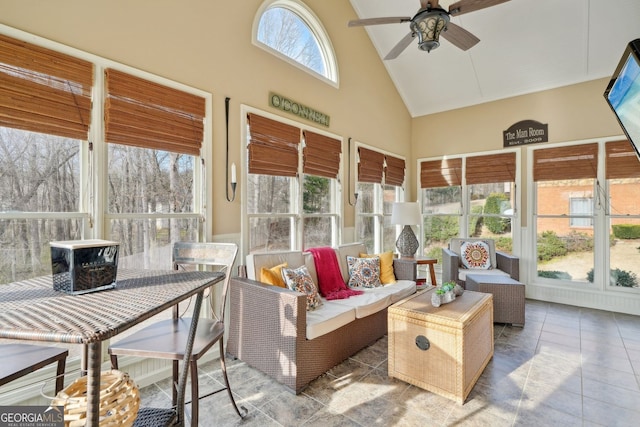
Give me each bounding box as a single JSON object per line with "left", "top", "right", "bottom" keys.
{"left": 308, "top": 247, "right": 363, "bottom": 300}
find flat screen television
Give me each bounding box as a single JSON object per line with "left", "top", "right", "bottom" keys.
{"left": 604, "top": 38, "right": 640, "bottom": 160}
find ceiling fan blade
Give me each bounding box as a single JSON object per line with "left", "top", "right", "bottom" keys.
{"left": 384, "top": 32, "right": 415, "bottom": 60}
{"left": 448, "top": 0, "right": 510, "bottom": 16}
{"left": 348, "top": 17, "right": 411, "bottom": 27}
{"left": 441, "top": 22, "right": 480, "bottom": 51}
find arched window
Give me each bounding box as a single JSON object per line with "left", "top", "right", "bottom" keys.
{"left": 254, "top": 0, "right": 338, "bottom": 86}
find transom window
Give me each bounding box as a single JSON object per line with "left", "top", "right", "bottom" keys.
{"left": 254, "top": 0, "right": 338, "bottom": 86}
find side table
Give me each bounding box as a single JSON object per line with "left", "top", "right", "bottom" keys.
{"left": 414, "top": 256, "right": 438, "bottom": 287}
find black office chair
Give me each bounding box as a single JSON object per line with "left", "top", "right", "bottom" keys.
{"left": 109, "top": 242, "right": 247, "bottom": 426}
{"left": 0, "top": 343, "right": 68, "bottom": 395}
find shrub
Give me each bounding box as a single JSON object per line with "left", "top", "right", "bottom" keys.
{"left": 562, "top": 231, "right": 593, "bottom": 253}
{"left": 425, "top": 246, "right": 443, "bottom": 263}
{"left": 469, "top": 205, "right": 484, "bottom": 236}
{"left": 483, "top": 193, "right": 510, "bottom": 234}
{"left": 424, "top": 216, "right": 458, "bottom": 243}
{"left": 537, "top": 230, "right": 567, "bottom": 261}
{"left": 495, "top": 237, "right": 512, "bottom": 253}
{"left": 538, "top": 270, "right": 572, "bottom": 280}
{"left": 587, "top": 268, "right": 638, "bottom": 287}
{"left": 612, "top": 224, "right": 640, "bottom": 239}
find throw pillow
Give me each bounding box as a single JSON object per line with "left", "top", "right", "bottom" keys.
{"left": 346, "top": 256, "right": 382, "bottom": 288}
{"left": 281, "top": 265, "right": 323, "bottom": 311}
{"left": 260, "top": 262, "right": 287, "bottom": 288}
{"left": 460, "top": 240, "right": 492, "bottom": 269}
{"left": 359, "top": 251, "right": 396, "bottom": 284}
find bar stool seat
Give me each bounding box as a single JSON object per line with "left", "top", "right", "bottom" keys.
{"left": 0, "top": 343, "right": 68, "bottom": 394}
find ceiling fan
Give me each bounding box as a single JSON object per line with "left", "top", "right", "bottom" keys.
{"left": 348, "top": 0, "right": 510, "bottom": 59}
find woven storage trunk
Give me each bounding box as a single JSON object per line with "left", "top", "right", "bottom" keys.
{"left": 51, "top": 370, "right": 139, "bottom": 427}
{"left": 388, "top": 289, "right": 493, "bottom": 404}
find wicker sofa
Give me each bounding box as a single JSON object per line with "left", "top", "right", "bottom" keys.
{"left": 227, "top": 242, "right": 417, "bottom": 394}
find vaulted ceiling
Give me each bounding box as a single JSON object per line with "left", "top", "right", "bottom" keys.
{"left": 348, "top": 0, "right": 640, "bottom": 117}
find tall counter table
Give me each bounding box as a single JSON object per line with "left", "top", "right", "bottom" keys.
{"left": 0, "top": 269, "right": 224, "bottom": 426}
{"left": 388, "top": 288, "right": 493, "bottom": 404}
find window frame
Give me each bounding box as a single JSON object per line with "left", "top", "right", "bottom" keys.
{"left": 253, "top": 0, "right": 339, "bottom": 87}
{"left": 241, "top": 105, "right": 342, "bottom": 253}
{"left": 354, "top": 143, "right": 406, "bottom": 254}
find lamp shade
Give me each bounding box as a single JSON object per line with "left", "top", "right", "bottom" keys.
{"left": 391, "top": 202, "right": 422, "bottom": 226}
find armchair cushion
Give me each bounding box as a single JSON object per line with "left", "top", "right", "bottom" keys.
{"left": 460, "top": 240, "right": 492, "bottom": 270}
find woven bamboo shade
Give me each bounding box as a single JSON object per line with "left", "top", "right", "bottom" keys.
{"left": 420, "top": 158, "right": 462, "bottom": 188}
{"left": 0, "top": 34, "right": 93, "bottom": 140}
{"left": 247, "top": 113, "right": 300, "bottom": 177}
{"left": 466, "top": 152, "right": 516, "bottom": 184}
{"left": 533, "top": 143, "right": 598, "bottom": 181}
{"left": 104, "top": 68, "right": 205, "bottom": 156}
{"left": 606, "top": 140, "right": 640, "bottom": 179}
{"left": 385, "top": 155, "right": 406, "bottom": 186}
{"left": 303, "top": 130, "right": 341, "bottom": 179}
{"left": 358, "top": 147, "right": 385, "bottom": 184}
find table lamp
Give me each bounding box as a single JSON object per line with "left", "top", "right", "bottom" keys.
{"left": 391, "top": 202, "right": 422, "bottom": 258}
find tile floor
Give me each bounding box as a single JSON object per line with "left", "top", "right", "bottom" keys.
{"left": 139, "top": 299, "right": 640, "bottom": 426}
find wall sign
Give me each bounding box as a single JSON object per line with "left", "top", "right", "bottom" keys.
{"left": 269, "top": 92, "right": 330, "bottom": 127}
{"left": 503, "top": 120, "right": 548, "bottom": 147}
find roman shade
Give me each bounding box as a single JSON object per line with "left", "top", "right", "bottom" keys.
{"left": 0, "top": 34, "right": 93, "bottom": 140}
{"left": 358, "top": 147, "right": 384, "bottom": 184}
{"left": 606, "top": 140, "right": 640, "bottom": 179}
{"left": 420, "top": 158, "right": 462, "bottom": 188}
{"left": 533, "top": 144, "right": 598, "bottom": 181}
{"left": 303, "top": 130, "right": 341, "bottom": 179}
{"left": 247, "top": 113, "right": 300, "bottom": 177}
{"left": 466, "top": 152, "right": 516, "bottom": 184}
{"left": 384, "top": 155, "right": 406, "bottom": 186}
{"left": 104, "top": 68, "right": 206, "bottom": 156}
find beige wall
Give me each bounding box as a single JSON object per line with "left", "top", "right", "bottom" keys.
{"left": 0, "top": 1, "right": 628, "bottom": 236}
{"left": 411, "top": 78, "right": 626, "bottom": 225}
{"left": 0, "top": 0, "right": 412, "bottom": 235}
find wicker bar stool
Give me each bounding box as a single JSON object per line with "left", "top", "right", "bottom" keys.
{"left": 0, "top": 343, "right": 68, "bottom": 394}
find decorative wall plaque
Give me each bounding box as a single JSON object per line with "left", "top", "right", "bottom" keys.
{"left": 503, "top": 120, "right": 548, "bottom": 147}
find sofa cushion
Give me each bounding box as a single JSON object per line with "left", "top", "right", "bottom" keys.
{"left": 458, "top": 268, "right": 510, "bottom": 282}
{"left": 460, "top": 240, "right": 492, "bottom": 269}
{"left": 306, "top": 302, "right": 356, "bottom": 340}
{"left": 367, "top": 280, "right": 416, "bottom": 303}
{"left": 282, "top": 265, "right": 323, "bottom": 311}
{"left": 247, "top": 251, "right": 306, "bottom": 281}
{"left": 359, "top": 251, "right": 396, "bottom": 284}
{"left": 335, "top": 243, "right": 368, "bottom": 283}
{"left": 260, "top": 262, "right": 287, "bottom": 287}
{"left": 331, "top": 290, "right": 390, "bottom": 318}
{"left": 346, "top": 256, "right": 382, "bottom": 288}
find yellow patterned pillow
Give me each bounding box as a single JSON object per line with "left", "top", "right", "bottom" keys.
{"left": 260, "top": 262, "right": 287, "bottom": 288}
{"left": 359, "top": 251, "right": 396, "bottom": 284}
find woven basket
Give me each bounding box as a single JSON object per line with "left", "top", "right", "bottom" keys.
{"left": 51, "top": 369, "right": 140, "bottom": 427}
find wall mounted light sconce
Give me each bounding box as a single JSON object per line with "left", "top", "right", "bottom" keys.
{"left": 225, "top": 97, "right": 236, "bottom": 202}
{"left": 348, "top": 137, "right": 359, "bottom": 206}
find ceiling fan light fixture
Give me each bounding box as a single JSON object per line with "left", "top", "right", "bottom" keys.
{"left": 410, "top": 9, "right": 450, "bottom": 53}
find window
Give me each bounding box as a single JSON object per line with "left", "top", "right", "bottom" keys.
{"left": 569, "top": 197, "right": 593, "bottom": 227}
{"left": 244, "top": 110, "right": 341, "bottom": 252}
{"left": 104, "top": 69, "right": 206, "bottom": 269}
{"left": 355, "top": 146, "right": 405, "bottom": 254}
{"left": 605, "top": 140, "right": 640, "bottom": 288}
{"left": 254, "top": 0, "right": 338, "bottom": 86}
{"left": 420, "top": 157, "right": 463, "bottom": 260}
{"left": 533, "top": 143, "right": 597, "bottom": 283}
{"left": 0, "top": 34, "right": 92, "bottom": 284}
{"left": 419, "top": 151, "right": 518, "bottom": 261}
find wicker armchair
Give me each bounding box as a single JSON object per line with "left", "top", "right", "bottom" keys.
{"left": 442, "top": 238, "right": 519, "bottom": 288}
